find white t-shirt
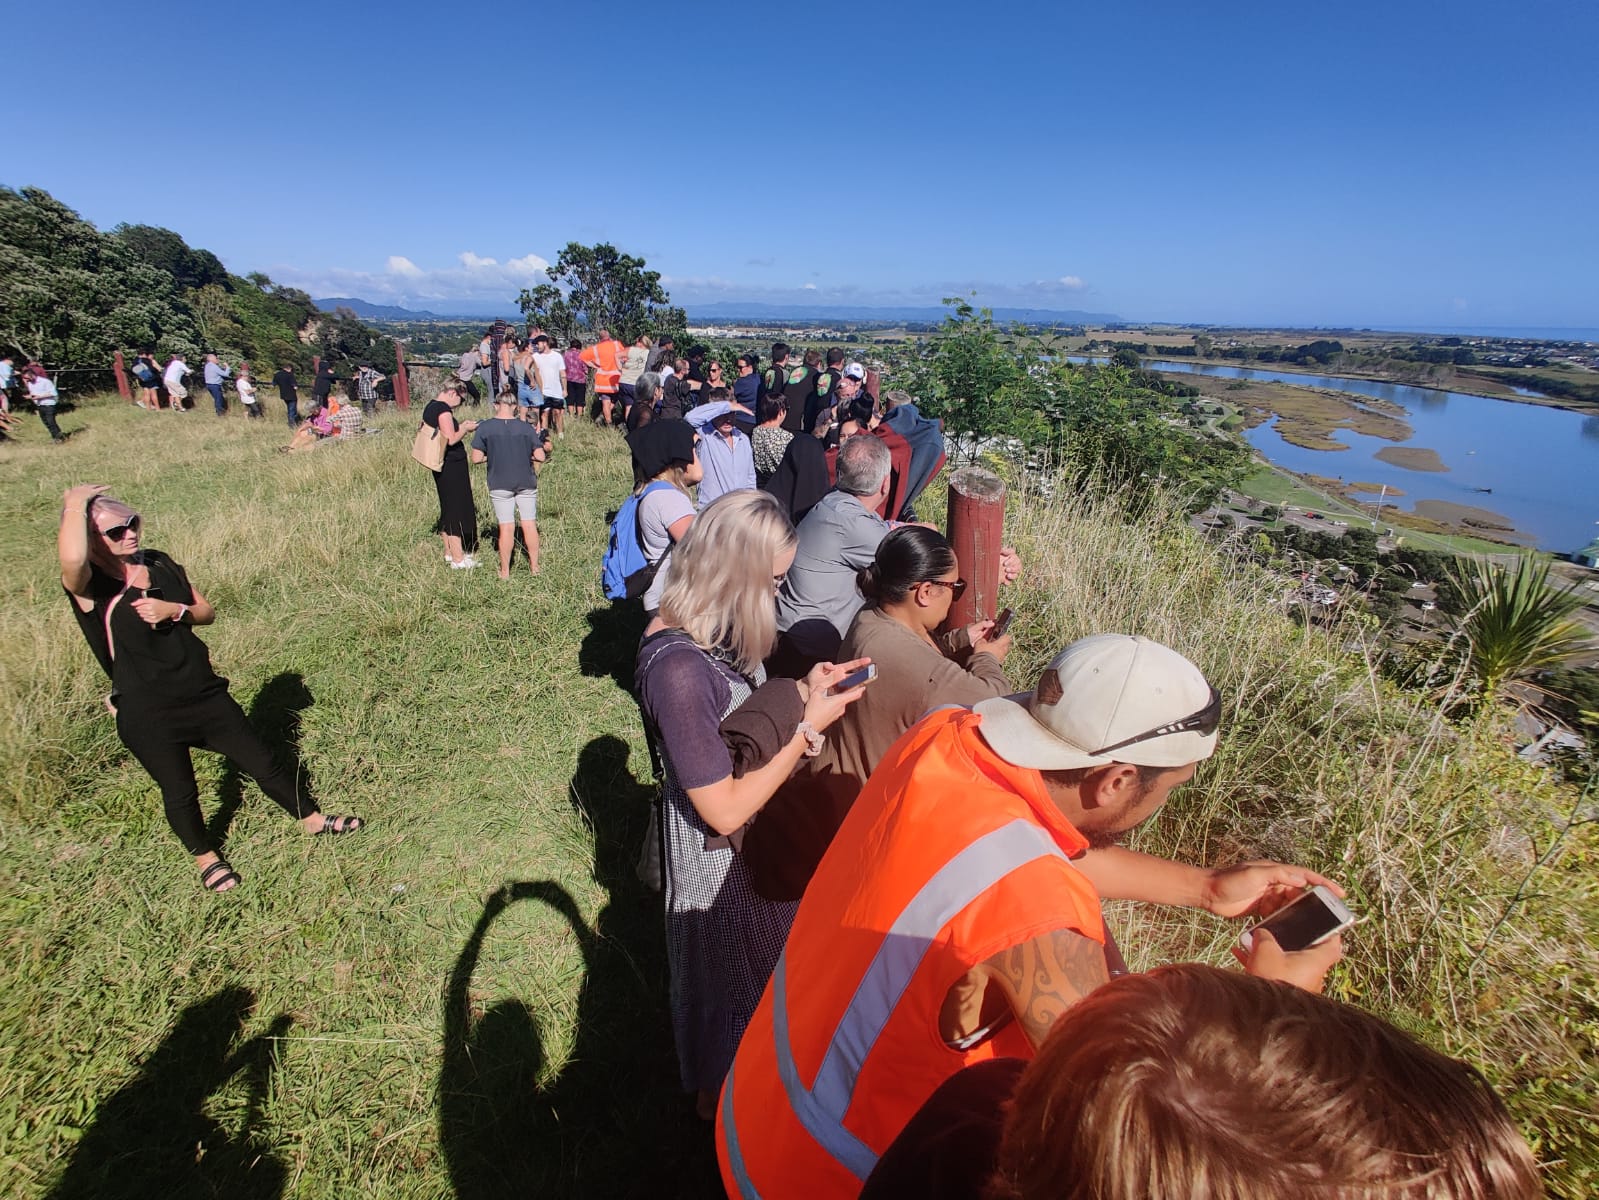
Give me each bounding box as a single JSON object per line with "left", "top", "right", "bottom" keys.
{"left": 237, "top": 377, "right": 257, "bottom": 404}
{"left": 27, "top": 376, "right": 58, "bottom": 404}
{"left": 164, "top": 361, "right": 190, "bottom": 387}
{"left": 532, "top": 350, "right": 565, "bottom": 398}
{"left": 639, "top": 484, "right": 696, "bottom": 611}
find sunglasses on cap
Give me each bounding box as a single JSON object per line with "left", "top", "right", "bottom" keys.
{"left": 1086, "top": 684, "right": 1222, "bottom": 759}
{"left": 101, "top": 515, "right": 143, "bottom": 540}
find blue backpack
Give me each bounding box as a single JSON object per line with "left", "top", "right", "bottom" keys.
{"left": 602, "top": 481, "right": 675, "bottom": 601}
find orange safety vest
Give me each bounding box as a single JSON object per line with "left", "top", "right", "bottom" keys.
{"left": 716, "top": 708, "right": 1102, "bottom": 1199}
{"left": 581, "top": 338, "right": 623, "bottom": 393}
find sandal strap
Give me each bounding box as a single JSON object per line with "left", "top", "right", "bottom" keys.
{"left": 200, "top": 860, "right": 239, "bottom": 889}
{"left": 320, "top": 814, "right": 363, "bottom": 834}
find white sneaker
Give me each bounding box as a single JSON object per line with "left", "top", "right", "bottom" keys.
{"left": 450, "top": 556, "right": 478, "bottom": 570}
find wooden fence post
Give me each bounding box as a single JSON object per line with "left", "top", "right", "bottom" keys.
{"left": 112, "top": 351, "right": 132, "bottom": 400}
{"left": 939, "top": 465, "right": 1007, "bottom": 633}
{"left": 393, "top": 338, "right": 411, "bottom": 410}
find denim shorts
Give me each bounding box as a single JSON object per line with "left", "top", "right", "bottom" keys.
{"left": 488, "top": 488, "right": 536, "bottom": 523}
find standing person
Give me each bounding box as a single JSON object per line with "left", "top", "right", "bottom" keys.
{"left": 619, "top": 334, "right": 650, "bottom": 417}
{"left": 626, "top": 371, "right": 661, "bottom": 433}
{"left": 202, "top": 353, "right": 232, "bottom": 417}
{"left": 563, "top": 339, "right": 588, "bottom": 429}
{"left": 581, "top": 329, "right": 626, "bottom": 426}
{"left": 57, "top": 484, "right": 363, "bottom": 893}
{"left": 810, "top": 347, "right": 845, "bottom": 433}
{"left": 717, "top": 635, "right": 1346, "bottom": 1196}
{"left": 455, "top": 345, "right": 482, "bottom": 405}
{"left": 476, "top": 330, "right": 495, "bottom": 403}
{"left": 25, "top": 366, "right": 65, "bottom": 442}
{"left": 634, "top": 488, "right": 870, "bottom": 1119}
{"left": 751, "top": 394, "right": 794, "bottom": 488}
{"left": 511, "top": 338, "right": 542, "bottom": 421}
{"left": 420, "top": 383, "right": 480, "bottom": 569}
{"left": 130, "top": 351, "right": 162, "bottom": 409}
{"left": 0, "top": 354, "right": 13, "bottom": 413}
{"left": 235, "top": 368, "right": 262, "bottom": 419}
{"left": 310, "top": 358, "right": 337, "bottom": 412}
{"left": 271, "top": 363, "right": 300, "bottom": 428}
{"left": 733, "top": 353, "right": 761, "bottom": 420}
{"left": 531, "top": 335, "right": 567, "bottom": 436}
{"left": 163, "top": 354, "right": 191, "bottom": 412}
{"left": 685, "top": 392, "right": 757, "bottom": 509}
{"left": 647, "top": 332, "right": 675, "bottom": 373}
{"left": 470, "top": 390, "right": 549, "bottom": 578}
{"left": 627, "top": 418, "right": 702, "bottom": 617}
{"left": 354, "top": 363, "right": 385, "bottom": 416}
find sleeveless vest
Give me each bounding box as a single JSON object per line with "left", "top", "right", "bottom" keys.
{"left": 716, "top": 708, "right": 1102, "bottom": 1198}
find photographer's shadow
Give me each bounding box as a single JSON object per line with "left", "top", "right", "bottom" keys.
{"left": 211, "top": 672, "right": 314, "bottom": 849}
{"left": 438, "top": 735, "right": 716, "bottom": 1199}
{"left": 45, "top": 986, "right": 291, "bottom": 1200}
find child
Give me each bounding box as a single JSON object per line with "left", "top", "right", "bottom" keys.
{"left": 236, "top": 369, "right": 261, "bottom": 419}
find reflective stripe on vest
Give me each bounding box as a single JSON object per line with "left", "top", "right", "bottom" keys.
{"left": 721, "top": 818, "right": 1069, "bottom": 1193}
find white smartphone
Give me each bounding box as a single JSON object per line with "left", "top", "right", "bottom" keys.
{"left": 829, "top": 664, "right": 878, "bottom": 695}
{"left": 1238, "top": 884, "right": 1355, "bottom": 953}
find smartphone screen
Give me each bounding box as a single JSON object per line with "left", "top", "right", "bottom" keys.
{"left": 1244, "top": 886, "right": 1354, "bottom": 952}
{"left": 829, "top": 664, "right": 877, "bottom": 695}
{"left": 991, "top": 608, "right": 1015, "bottom": 638}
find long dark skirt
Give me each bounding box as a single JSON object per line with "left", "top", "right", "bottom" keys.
{"left": 432, "top": 453, "right": 478, "bottom": 546}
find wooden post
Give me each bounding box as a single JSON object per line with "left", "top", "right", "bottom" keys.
{"left": 940, "top": 466, "right": 1007, "bottom": 633}
{"left": 112, "top": 351, "right": 132, "bottom": 400}
{"left": 392, "top": 338, "right": 411, "bottom": 410}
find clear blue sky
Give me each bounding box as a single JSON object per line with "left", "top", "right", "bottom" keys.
{"left": 10, "top": 0, "right": 1597, "bottom": 329}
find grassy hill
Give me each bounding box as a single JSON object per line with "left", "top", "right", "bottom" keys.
{"left": 1, "top": 397, "right": 1594, "bottom": 1197}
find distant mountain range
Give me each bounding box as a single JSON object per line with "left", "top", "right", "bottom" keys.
{"left": 683, "top": 302, "right": 1124, "bottom": 324}
{"left": 315, "top": 297, "right": 451, "bottom": 320}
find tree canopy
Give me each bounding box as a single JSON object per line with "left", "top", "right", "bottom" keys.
{"left": 518, "top": 242, "right": 686, "bottom": 345}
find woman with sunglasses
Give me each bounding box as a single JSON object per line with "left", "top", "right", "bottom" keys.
{"left": 58, "top": 484, "right": 363, "bottom": 893}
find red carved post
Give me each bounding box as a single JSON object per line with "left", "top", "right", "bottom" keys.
{"left": 939, "top": 465, "right": 1007, "bottom": 633}
{"left": 112, "top": 350, "right": 132, "bottom": 400}
{"left": 393, "top": 338, "right": 411, "bottom": 410}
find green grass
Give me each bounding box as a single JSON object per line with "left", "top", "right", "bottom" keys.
{"left": 2, "top": 397, "right": 1595, "bottom": 1197}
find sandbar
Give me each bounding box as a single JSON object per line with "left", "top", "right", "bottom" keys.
{"left": 1375, "top": 446, "right": 1447, "bottom": 472}
{"left": 1347, "top": 480, "right": 1406, "bottom": 496}
{"left": 1412, "top": 499, "right": 1518, "bottom": 532}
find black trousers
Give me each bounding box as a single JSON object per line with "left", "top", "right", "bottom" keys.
{"left": 116, "top": 689, "right": 317, "bottom": 855}
{"left": 37, "top": 404, "right": 63, "bottom": 441}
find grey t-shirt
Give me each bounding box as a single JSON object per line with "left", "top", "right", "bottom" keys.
{"left": 639, "top": 484, "right": 696, "bottom": 612}
{"left": 472, "top": 418, "right": 540, "bottom": 493}
{"left": 775, "top": 489, "right": 888, "bottom": 639}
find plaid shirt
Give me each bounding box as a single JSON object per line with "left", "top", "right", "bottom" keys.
{"left": 356, "top": 368, "right": 382, "bottom": 402}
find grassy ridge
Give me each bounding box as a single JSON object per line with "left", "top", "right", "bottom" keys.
{"left": 1, "top": 397, "right": 1594, "bottom": 1197}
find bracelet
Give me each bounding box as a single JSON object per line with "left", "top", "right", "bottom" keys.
{"left": 175, "top": 604, "right": 189, "bottom": 624}
{"left": 797, "top": 721, "right": 825, "bottom": 758}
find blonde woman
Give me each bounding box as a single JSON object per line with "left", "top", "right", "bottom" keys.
{"left": 634, "top": 489, "right": 870, "bottom": 1119}
{"left": 57, "top": 484, "right": 362, "bottom": 893}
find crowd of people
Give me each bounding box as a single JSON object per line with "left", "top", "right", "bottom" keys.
{"left": 46, "top": 324, "right": 1545, "bottom": 1199}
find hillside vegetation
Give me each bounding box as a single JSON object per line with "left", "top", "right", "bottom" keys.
{"left": 0, "top": 398, "right": 1593, "bottom": 1197}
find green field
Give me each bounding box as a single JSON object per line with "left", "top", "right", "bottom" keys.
{"left": 2, "top": 398, "right": 1595, "bottom": 1197}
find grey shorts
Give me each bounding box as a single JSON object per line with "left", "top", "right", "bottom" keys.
{"left": 488, "top": 488, "right": 537, "bottom": 523}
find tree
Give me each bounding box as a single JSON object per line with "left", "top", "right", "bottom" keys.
{"left": 907, "top": 299, "right": 1028, "bottom": 461}
{"left": 114, "top": 224, "right": 230, "bottom": 292}
{"left": 517, "top": 242, "right": 686, "bottom": 345}
{"left": 1447, "top": 556, "right": 1588, "bottom": 708}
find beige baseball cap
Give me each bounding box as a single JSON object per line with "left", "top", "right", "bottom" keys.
{"left": 974, "top": 634, "right": 1220, "bottom": 771}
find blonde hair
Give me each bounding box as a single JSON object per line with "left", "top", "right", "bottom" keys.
{"left": 79, "top": 493, "right": 140, "bottom": 577}
{"left": 659, "top": 491, "right": 795, "bottom": 675}
{"left": 989, "top": 964, "right": 1542, "bottom": 1200}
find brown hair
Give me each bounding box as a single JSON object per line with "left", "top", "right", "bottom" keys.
{"left": 988, "top": 964, "right": 1542, "bottom": 1200}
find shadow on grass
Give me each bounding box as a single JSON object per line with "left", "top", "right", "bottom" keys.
{"left": 45, "top": 986, "right": 292, "bottom": 1200}
{"left": 439, "top": 735, "right": 716, "bottom": 1199}
{"left": 578, "top": 602, "right": 647, "bottom": 693}
{"left": 211, "top": 672, "right": 315, "bottom": 849}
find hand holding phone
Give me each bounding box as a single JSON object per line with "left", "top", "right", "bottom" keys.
{"left": 1237, "top": 885, "right": 1354, "bottom": 954}
{"left": 991, "top": 607, "right": 1015, "bottom": 638}
{"left": 829, "top": 663, "right": 877, "bottom": 696}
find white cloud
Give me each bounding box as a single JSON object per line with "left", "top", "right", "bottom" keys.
{"left": 268, "top": 250, "right": 552, "bottom": 310}
{"left": 802, "top": 283, "right": 818, "bottom": 290}
{"left": 1059, "top": 275, "right": 1086, "bottom": 290}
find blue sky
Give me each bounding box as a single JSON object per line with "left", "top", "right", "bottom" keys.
{"left": 9, "top": 0, "right": 1596, "bottom": 328}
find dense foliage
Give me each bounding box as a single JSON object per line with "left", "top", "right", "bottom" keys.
{"left": 517, "top": 242, "right": 687, "bottom": 346}
{"left": 0, "top": 187, "right": 386, "bottom": 391}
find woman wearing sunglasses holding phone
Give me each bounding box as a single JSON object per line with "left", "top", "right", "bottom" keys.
{"left": 58, "top": 484, "right": 362, "bottom": 894}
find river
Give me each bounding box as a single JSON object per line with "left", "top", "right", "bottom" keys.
{"left": 1069, "top": 357, "right": 1599, "bottom": 552}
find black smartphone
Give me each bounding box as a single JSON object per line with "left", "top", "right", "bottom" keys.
{"left": 991, "top": 607, "right": 1015, "bottom": 638}
{"left": 1238, "top": 885, "right": 1355, "bottom": 953}
{"left": 829, "top": 664, "right": 877, "bottom": 695}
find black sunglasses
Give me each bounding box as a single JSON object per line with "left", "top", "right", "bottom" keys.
{"left": 101, "top": 515, "right": 142, "bottom": 540}
{"left": 1087, "top": 685, "right": 1222, "bottom": 758}
{"left": 922, "top": 578, "right": 967, "bottom": 599}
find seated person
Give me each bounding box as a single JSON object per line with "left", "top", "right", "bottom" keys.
{"left": 862, "top": 963, "right": 1542, "bottom": 1200}
{"left": 285, "top": 401, "right": 336, "bottom": 452}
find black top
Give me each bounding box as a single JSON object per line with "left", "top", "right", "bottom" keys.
{"left": 272, "top": 369, "right": 298, "bottom": 401}
{"left": 859, "top": 1058, "right": 1027, "bottom": 1200}
{"left": 422, "top": 398, "right": 467, "bottom": 461}
{"left": 66, "top": 551, "right": 225, "bottom": 708}
{"left": 312, "top": 363, "right": 336, "bottom": 397}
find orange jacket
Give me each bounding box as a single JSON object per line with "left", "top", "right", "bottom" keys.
{"left": 716, "top": 708, "right": 1102, "bottom": 1198}
{"left": 580, "top": 338, "right": 624, "bottom": 392}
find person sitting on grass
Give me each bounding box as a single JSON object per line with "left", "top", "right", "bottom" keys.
{"left": 285, "top": 399, "right": 336, "bottom": 452}
{"left": 862, "top": 963, "right": 1543, "bottom": 1200}
{"left": 57, "top": 484, "right": 363, "bottom": 894}
{"left": 470, "top": 389, "right": 549, "bottom": 578}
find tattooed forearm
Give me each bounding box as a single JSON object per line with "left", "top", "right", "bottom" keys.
{"left": 985, "top": 928, "right": 1110, "bottom": 1048}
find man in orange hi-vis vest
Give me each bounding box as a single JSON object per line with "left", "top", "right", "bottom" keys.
{"left": 580, "top": 327, "right": 625, "bottom": 427}
{"left": 717, "top": 634, "right": 1347, "bottom": 1199}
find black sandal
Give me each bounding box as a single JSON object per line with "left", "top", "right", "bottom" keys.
{"left": 314, "top": 814, "right": 364, "bottom": 836}
{"left": 200, "top": 859, "right": 240, "bottom": 892}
